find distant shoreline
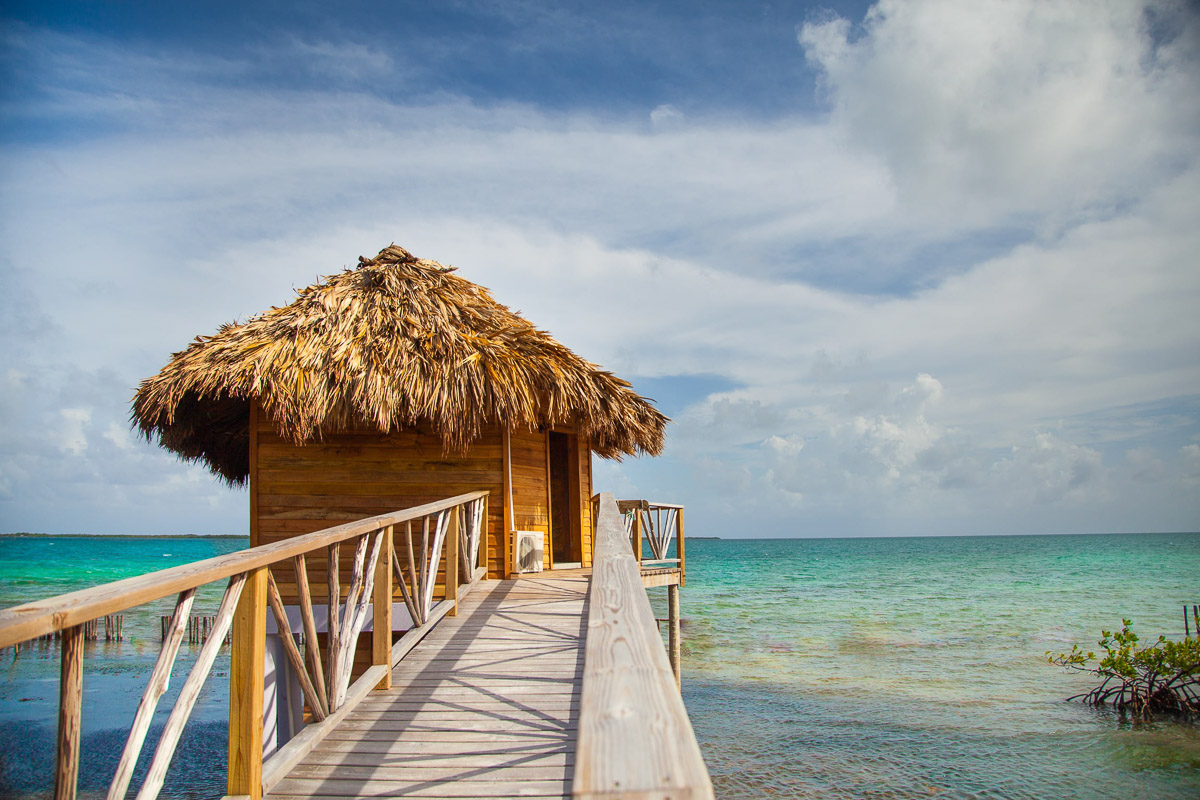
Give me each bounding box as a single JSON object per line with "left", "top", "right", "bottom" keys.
{"left": 0, "top": 532, "right": 248, "bottom": 539}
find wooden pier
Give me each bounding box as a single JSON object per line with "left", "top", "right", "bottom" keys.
{"left": 0, "top": 493, "right": 711, "bottom": 800}
{"left": 270, "top": 573, "right": 587, "bottom": 799}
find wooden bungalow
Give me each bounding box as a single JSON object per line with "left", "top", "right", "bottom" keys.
{"left": 133, "top": 244, "right": 667, "bottom": 590}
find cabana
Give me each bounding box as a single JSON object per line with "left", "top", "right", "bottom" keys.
{"left": 133, "top": 244, "right": 667, "bottom": 581}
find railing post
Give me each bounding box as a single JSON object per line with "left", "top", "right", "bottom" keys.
{"left": 480, "top": 496, "right": 490, "bottom": 575}
{"left": 633, "top": 509, "right": 643, "bottom": 564}
{"left": 446, "top": 507, "right": 460, "bottom": 617}
{"left": 228, "top": 567, "right": 267, "bottom": 800}
{"left": 677, "top": 507, "right": 686, "bottom": 587}
{"left": 668, "top": 584, "right": 681, "bottom": 690}
{"left": 373, "top": 526, "right": 394, "bottom": 689}
{"left": 55, "top": 624, "right": 84, "bottom": 800}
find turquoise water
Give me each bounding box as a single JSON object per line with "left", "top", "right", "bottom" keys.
{"left": 0, "top": 535, "right": 247, "bottom": 799}
{"left": 2, "top": 532, "right": 1198, "bottom": 798}
{"left": 658, "top": 533, "right": 1200, "bottom": 798}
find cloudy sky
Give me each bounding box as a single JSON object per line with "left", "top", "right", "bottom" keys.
{"left": 1, "top": 0, "right": 1198, "bottom": 537}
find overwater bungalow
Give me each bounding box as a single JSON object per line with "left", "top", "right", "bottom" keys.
{"left": 0, "top": 244, "right": 711, "bottom": 800}
{"left": 133, "top": 244, "right": 667, "bottom": 577}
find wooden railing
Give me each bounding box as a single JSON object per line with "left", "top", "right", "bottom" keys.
{"left": 618, "top": 499, "right": 687, "bottom": 585}
{"left": 0, "top": 491, "right": 489, "bottom": 800}
{"left": 574, "top": 493, "right": 712, "bottom": 800}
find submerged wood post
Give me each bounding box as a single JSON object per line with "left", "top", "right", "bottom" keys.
{"left": 446, "top": 507, "right": 460, "bottom": 617}
{"left": 55, "top": 624, "right": 84, "bottom": 800}
{"left": 668, "top": 583, "right": 681, "bottom": 690}
{"left": 229, "top": 567, "right": 267, "bottom": 800}
{"left": 373, "top": 526, "right": 394, "bottom": 689}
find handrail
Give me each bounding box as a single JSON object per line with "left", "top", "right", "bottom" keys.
{"left": 573, "top": 493, "right": 713, "bottom": 800}
{"left": 617, "top": 498, "right": 687, "bottom": 585}
{"left": 0, "top": 490, "right": 490, "bottom": 800}
{"left": 0, "top": 491, "right": 487, "bottom": 647}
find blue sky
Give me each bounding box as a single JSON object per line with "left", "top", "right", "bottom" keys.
{"left": 1, "top": 0, "right": 1198, "bottom": 536}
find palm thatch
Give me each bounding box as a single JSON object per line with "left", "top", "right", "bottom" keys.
{"left": 132, "top": 244, "right": 667, "bottom": 484}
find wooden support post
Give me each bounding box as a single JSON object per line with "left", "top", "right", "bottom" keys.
{"left": 503, "top": 428, "right": 514, "bottom": 579}
{"left": 55, "top": 624, "right": 84, "bottom": 800}
{"left": 446, "top": 508, "right": 460, "bottom": 617}
{"left": 677, "top": 507, "right": 686, "bottom": 587}
{"left": 228, "top": 567, "right": 267, "bottom": 800}
{"left": 293, "top": 553, "right": 327, "bottom": 713}
{"left": 668, "top": 583, "right": 681, "bottom": 691}
{"left": 326, "top": 542, "right": 342, "bottom": 710}
{"left": 633, "top": 510, "right": 643, "bottom": 563}
{"left": 481, "top": 495, "right": 490, "bottom": 575}
{"left": 373, "top": 526, "right": 394, "bottom": 689}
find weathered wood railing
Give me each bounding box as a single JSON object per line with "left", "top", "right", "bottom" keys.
{"left": 0, "top": 491, "right": 489, "bottom": 800}
{"left": 619, "top": 499, "right": 686, "bottom": 585}
{"left": 574, "top": 493, "right": 712, "bottom": 800}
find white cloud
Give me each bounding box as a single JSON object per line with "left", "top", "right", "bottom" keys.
{"left": 1182, "top": 444, "right": 1200, "bottom": 484}
{"left": 993, "top": 432, "right": 1105, "bottom": 506}
{"left": 650, "top": 103, "right": 684, "bottom": 130}
{"left": 59, "top": 408, "right": 92, "bottom": 455}
{"left": 1, "top": 3, "right": 1197, "bottom": 536}
{"left": 799, "top": 0, "right": 1200, "bottom": 234}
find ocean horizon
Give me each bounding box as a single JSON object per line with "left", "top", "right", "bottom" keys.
{"left": 2, "top": 531, "right": 1198, "bottom": 798}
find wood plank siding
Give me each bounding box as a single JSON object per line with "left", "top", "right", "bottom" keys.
{"left": 577, "top": 435, "right": 594, "bottom": 567}
{"left": 250, "top": 406, "right": 504, "bottom": 599}
{"left": 508, "top": 429, "right": 551, "bottom": 569}
{"left": 250, "top": 405, "right": 594, "bottom": 590}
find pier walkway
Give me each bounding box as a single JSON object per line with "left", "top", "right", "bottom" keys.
{"left": 0, "top": 494, "right": 712, "bottom": 800}
{"left": 268, "top": 573, "right": 588, "bottom": 799}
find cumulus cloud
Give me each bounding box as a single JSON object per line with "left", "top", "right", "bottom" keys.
{"left": 993, "top": 432, "right": 1105, "bottom": 505}
{"left": 649, "top": 103, "right": 684, "bottom": 130}
{"left": 1, "top": 2, "right": 1197, "bottom": 536}
{"left": 799, "top": 0, "right": 1200, "bottom": 234}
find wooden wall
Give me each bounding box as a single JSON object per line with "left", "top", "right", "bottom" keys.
{"left": 577, "top": 433, "right": 595, "bottom": 566}
{"left": 508, "top": 428, "right": 551, "bottom": 570}
{"left": 250, "top": 404, "right": 506, "bottom": 601}
{"left": 250, "top": 404, "right": 597, "bottom": 585}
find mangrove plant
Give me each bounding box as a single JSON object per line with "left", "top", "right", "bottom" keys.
{"left": 1048, "top": 619, "right": 1200, "bottom": 719}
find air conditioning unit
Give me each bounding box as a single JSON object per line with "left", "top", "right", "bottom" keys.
{"left": 513, "top": 530, "right": 545, "bottom": 573}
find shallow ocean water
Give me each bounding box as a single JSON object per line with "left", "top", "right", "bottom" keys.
{"left": 2, "top": 532, "right": 1198, "bottom": 798}
{"left": 658, "top": 533, "right": 1200, "bottom": 798}
{"left": 0, "top": 536, "right": 243, "bottom": 799}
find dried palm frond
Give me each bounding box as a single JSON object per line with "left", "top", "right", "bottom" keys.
{"left": 132, "top": 244, "right": 668, "bottom": 483}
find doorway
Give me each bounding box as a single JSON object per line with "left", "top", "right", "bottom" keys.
{"left": 548, "top": 431, "right": 580, "bottom": 566}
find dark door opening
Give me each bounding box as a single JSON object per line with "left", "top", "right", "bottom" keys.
{"left": 548, "top": 431, "right": 579, "bottom": 564}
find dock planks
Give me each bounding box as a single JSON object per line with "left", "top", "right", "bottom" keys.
{"left": 268, "top": 573, "right": 588, "bottom": 800}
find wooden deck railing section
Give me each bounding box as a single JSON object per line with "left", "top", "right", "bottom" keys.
{"left": 574, "top": 494, "right": 713, "bottom": 800}
{"left": 618, "top": 499, "right": 687, "bottom": 585}
{"left": 0, "top": 491, "right": 489, "bottom": 800}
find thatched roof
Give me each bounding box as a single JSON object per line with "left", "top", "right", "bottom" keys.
{"left": 133, "top": 244, "right": 667, "bottom": 484}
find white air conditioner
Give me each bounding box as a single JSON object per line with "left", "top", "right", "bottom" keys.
{"left": 513, "top": 530, "right": 545, "bottom": 573}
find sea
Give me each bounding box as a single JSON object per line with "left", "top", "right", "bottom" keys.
{"left": 2, "top": 532, "right": 1198, "bottom": 799}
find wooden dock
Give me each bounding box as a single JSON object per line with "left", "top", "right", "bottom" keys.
{"left": 268, "top": 574, "right": 588, "bottom": 799}
{"left": 0, "top": 494, "right": 711, "bottom": 800}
